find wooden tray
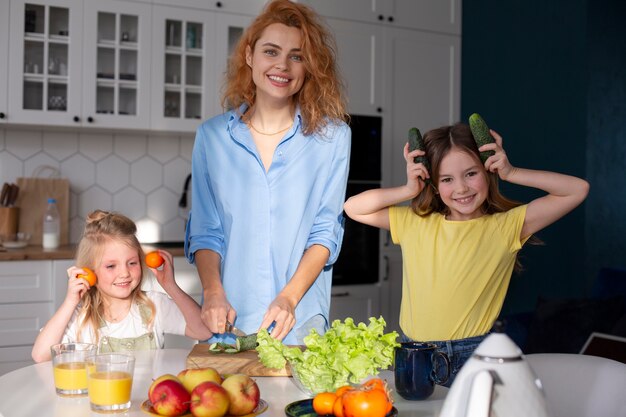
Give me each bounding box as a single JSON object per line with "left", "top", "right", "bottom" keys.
{"left": 186, "top": 344, "right": 292, "bottom": 377}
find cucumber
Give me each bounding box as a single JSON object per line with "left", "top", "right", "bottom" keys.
{"left": 469, "top": 113, "right": 495, "bottom": 163}
{"left": 408, "top": 127, "right": 430, "bottom": 170}
{"left": 408, "top": 127, "right": 434, "bottom": 187}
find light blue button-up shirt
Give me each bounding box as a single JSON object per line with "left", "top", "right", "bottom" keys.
{"left": 185, "top": 106, "right": 351, "bottom": 344}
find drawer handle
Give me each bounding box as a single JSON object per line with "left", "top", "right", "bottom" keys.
{"left": 332, "top": 292, "right": 350, "bottom": 297}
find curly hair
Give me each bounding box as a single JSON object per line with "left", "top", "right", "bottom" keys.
{"left": 221, "top": 0, "right": 348, "bottom": 135}
{"left": 74, "top": 210, "right": 155, "bottom": 345}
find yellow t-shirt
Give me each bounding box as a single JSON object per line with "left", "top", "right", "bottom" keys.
{"left": 389, "top": 205, "right": 529, "bottom": 341}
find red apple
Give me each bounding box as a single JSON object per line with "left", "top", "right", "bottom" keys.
{"left": 190, "top": 381, "right": 230, "bottom": 417}
{"left": 177, "top": 367, "right": 223, "bottom": 393}
{"left": 149, "top": 374, "right": 181, "bottom": 399}
{"left": 149, "top": 378, "right": 191, "bottom": 417}
{"left": 220, "top": 373, "right": 261, "bottom": 416}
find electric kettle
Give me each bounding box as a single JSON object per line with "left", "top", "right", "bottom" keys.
{"left": 439, "top": 325, "right": 551, "bottom": 417}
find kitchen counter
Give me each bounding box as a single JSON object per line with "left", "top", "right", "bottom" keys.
{"left": 0, "top": 348, "right": 448, "bottom": 417}
{"left": 0, "top": 243, "right": 186, "bottom": 261}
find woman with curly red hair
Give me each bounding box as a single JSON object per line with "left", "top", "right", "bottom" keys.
{"left": 185, "top": 0, "right": 351, "bottom": 345}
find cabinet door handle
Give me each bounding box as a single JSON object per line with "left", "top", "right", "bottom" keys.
{"left": 331, "top": 292, "right": 350, "bottom": 298}
{"left": 73, "top": 116, "right": 80, "bottom": 122}
{"left": 216, "top": 1, "right": 222, "bottom": 7}
{"left": 0, "top": 112, "right": 5, "bottom": 119}
{"left": 378, "top": 15, "right": 384, "bottom": 21}
{"left": 388, "top": 16, "right": 395, "bottom": 22}
{"left": 87, "top": 116, "right": 94, "bottom": 123}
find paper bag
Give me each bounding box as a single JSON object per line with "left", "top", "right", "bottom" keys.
{"left": 16, "top": 166, "right": 70, "bottom": 246}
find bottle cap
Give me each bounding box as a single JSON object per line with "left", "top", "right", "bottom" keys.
{"left": 48, "top": 198, "right": 56, "bottom": 203}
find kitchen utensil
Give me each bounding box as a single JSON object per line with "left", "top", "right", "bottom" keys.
{"left": 439, "top": 326, "right": 551, "bottom": 417}
{"left": 225, "top": 321, "right": 247, "bottom": 337}
{"left": 0, "top": 183, "right": 9, "bottom": 206}
{"left": 7, "top": 184, "right": 19, "bottom": 206}
{"left": 186, "top": 344, "right": 291, "bottom": 376}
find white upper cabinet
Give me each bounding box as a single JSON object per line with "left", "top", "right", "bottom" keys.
{"left": 0, "top": 0, "right": 9, "bottom": 123}
{"left": 81, "top": 0, "right": 152, "bottom": 129}
{"left": 8, "top": 0, "right": 84, "bottom": 126}
{"left": 7, "top": 0, "right": 151, "bottom": 129}
{"left": 386, "top": 0, "right": 462, "bottom": 35}
{"left": 151, "top": 0, "right": 267, "bottom": 16}
{"left": 150, "top": 6, "right": 216, "bottom": 132}
{"left": 303, "top": 0, "right": 461, "bottom": 34}
{"left": 326, "top": 18, "right": 384, "bottom": 117}
{"left": 382, "top": 27, "right": 461, "bottom": 187}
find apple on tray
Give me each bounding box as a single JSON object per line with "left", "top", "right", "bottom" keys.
{"left": 178, "top": 367, "right": 223, "bottom": 394}
{"left": 148, "top": 375, "right": 191, "bottom": 417}
{"left": 221, "top": 374, "right": 261, "bottom": 416}
{"left": 190, "top": 381, "right": 230, "bottom": 417}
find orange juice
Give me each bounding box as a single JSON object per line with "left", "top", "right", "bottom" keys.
{"left": 88, "top": 371, "right": 133, "bottom": 406}
{"left": 53, "top": 362, "right": 91, "bottom": 391}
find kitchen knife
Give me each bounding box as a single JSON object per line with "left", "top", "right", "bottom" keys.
{"left": 225, "top": 321, "right": 247, "bottom": 337}
{"left": 0, "top": 183, "right": 8, "bottom": 207}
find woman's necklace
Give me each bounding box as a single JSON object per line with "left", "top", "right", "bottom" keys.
{"left": 248, "top": 121, "right": 293, "bottom": 136}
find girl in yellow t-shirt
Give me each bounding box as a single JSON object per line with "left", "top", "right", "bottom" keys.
{"left": 343, "top": 122, "right": 589, "bottom": 385}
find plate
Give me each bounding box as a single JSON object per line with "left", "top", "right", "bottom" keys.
{"left": 141, "top": 398, "right": 268, "bottom": 417}
{"left": 284, "top": 399, "right": 398, "bottom": 417}
{"left": 2, "top": 241, "right": 28, "bottom": 249}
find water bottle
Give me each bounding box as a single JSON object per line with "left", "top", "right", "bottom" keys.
{"left": 42, "top": 198, "right": 60, "bottom": 249}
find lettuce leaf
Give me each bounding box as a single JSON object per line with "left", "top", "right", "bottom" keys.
{"left": 256, "top": 316, "right": 399, "bottom": 393}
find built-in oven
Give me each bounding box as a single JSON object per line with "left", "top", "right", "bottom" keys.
{"left": 332, "top": 115, "right": 382, "bottom": 286}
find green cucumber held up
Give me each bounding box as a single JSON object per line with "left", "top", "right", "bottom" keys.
{"left": 408, "top": 127, "right": 433, "bottom": 187}
{"left": 469, "top": 113, "right": 495, "bottom": 163}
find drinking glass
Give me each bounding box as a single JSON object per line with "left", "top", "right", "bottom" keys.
{"left": 87, "top": 353, "right": 135, "bottom": 413}
{"left": 50, "top": 342, "right": 97, "bottom": 397}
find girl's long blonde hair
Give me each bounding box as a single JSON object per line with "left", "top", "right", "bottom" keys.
{"left": 74, "top": 210, "right": 155, "bottom": 345}
{"left": 221, "top": 0, "right": 348, "bottom": 135}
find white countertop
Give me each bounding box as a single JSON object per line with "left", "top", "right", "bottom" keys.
{"left": 0, "top": 348, "right": 448, "bottom": 417}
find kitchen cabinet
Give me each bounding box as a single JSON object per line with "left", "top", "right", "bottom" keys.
{"left": 150, "top": 6, "right": 216, "bottom": 132}
{"left": 303, "top": 0, "right": 461, "bottom": 34}
{"left": 326, "top": 18, "right": 384, "bottom": 116}
{"left": 151, "top": 0, "right": 266, "bottom": 16}
{"left": 329, "top": 284, "right": 381, "bottom": 325}
{"left": 382, "top": 26, "right": 460, "bottom": 187}
{"left": 150, "top": 8, "right": 252, "bottom": 132}
{"left": 0, "top": 260, "right": 60, "bottom": 376}
{"left": 7, "top": 0, "right": 152, "bottom": 129}
{"left": 8, "top": 0, "right": 84, "bottom": 126}
{"left": 0, "top": 0, "right": 9, "bottom": 124}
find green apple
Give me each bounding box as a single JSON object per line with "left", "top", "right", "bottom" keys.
{"left": 177, "top": 367, "right": 223, "bottom": 393}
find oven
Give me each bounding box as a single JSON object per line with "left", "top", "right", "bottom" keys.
{"left": 332, "top": 114, "right": 382, "bottom": 286}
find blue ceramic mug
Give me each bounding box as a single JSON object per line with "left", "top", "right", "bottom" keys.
{"left": 394, "top": 342, "right": 450, "bottom": 400}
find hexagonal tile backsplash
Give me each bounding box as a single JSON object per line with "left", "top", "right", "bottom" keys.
{"left": 0, "top": 127, "right": 193, "bottom": 244}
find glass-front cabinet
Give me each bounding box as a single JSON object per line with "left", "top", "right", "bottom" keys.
{"left": 82, "top": 0, "right": 151, "bottom": 129}
{"left": 151, "top": 7, "right": 215, "bottom": 132}
{"left": 8, "top": 0, "right": 83, "bottom": 126}
{"left": 7, "top": 0, "right": 150, "bottom": 129}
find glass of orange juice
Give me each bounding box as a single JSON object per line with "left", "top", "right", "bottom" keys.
{"left": 87, "top": 353, "right": 135, "bottom": 413}
{"left": 50, "top": 343, "right": 97, "bottom": 397}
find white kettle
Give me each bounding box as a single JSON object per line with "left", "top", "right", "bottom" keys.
{"left": 439, "top": 329, "right": 551, "bottom": 417}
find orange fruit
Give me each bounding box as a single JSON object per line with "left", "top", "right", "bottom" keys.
{"left": 312, "top": 392, "right": 337, "bottom": 416}
{"left": 335, "top": 385, "right": 354, "bottom": 397}
{"left": 333, "top": 393, "right": 346, "bottom": 417}
{"left": 145, "top": 251, "right": 165, "bottom": 268}
{"left": 77, "top": 267, "right": 97, "bottom": 286}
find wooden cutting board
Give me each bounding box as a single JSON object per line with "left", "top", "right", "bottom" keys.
{"left": 185, "top": 344, "right": 292, "bottom": 377}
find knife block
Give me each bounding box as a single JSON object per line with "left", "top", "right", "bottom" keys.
{"left": 0, "top": 207, "right": 19, "bottom": 238}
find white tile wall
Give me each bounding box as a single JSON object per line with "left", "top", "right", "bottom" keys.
{"left": 0, "top": 127, "right": 193, "bottom": 244}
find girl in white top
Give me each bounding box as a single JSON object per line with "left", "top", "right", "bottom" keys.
{"left": 31, "top": 210, "right": 212, "bottom": 362}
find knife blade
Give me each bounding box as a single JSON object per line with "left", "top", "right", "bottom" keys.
{"left": 225, "top": 321, "right": 247, "bottom": 337}
{"left": 0, "top": 183, "right": 8, "bottom": 207}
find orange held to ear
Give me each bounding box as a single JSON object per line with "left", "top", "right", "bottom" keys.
{"left": 77, "top": 267, "right": 97, "bottom": 286}
{"left": 145, "top": 251, "right": 165, "bottom": 269}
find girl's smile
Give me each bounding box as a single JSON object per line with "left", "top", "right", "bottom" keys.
{"left": 437, "top": 147, "right": 489, "bottom": 221}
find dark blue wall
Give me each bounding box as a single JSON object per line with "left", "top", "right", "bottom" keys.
{"left": 461, "top": 0, "right": 592, "bottom": 313}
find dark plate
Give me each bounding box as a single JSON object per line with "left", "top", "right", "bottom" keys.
{"left": 284, "top": 399, "right": 397, "bottom": 417}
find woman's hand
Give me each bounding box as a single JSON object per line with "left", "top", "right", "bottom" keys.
{"left": 404, "top": 142, "right": 430, "bottom": 196}
{"left": 66, "top": 266, "right": 92, "bottom": 305}
{"left": 482, "top": 130, "right": 516, "bottom": 181}
{"left": 259, "top": 295, "right": 296, "bottom": 341}
{"left": 201, "top": 290, "right": 237, "bottom": 335}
